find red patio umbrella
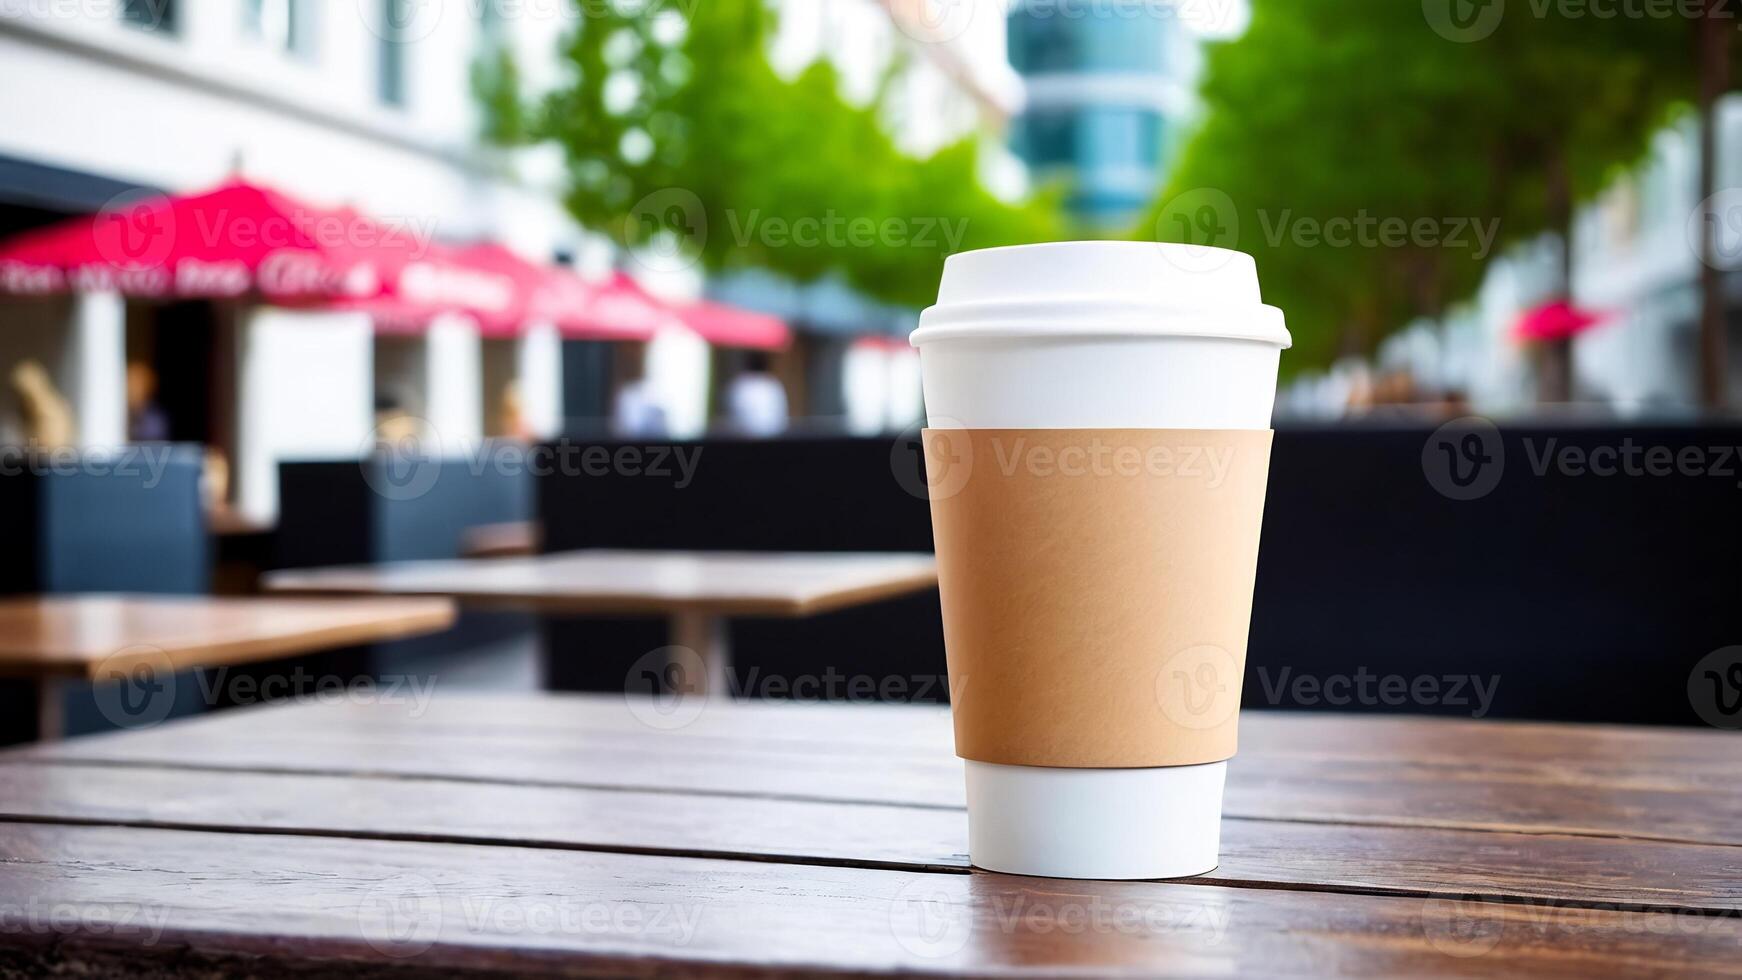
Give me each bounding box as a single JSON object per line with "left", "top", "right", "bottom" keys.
{"left": 675, "top": 298, "right": 792, "bottom": 350}
{"left": 1514, "top": 300, "right": 1610, "bottom": 342}
{"left": 528, "top": 268, "right": 656, "bottom": 341}
{"left": 407, "top": 242, "right": 536, "bottom": 338}
{"left": 560, "top": 271, "right": 677, "bottom": 340}
{"left": 565, "top": 271, "right": 790, "bottom": 349}
{"left": 0, "top": 180, "right": 401, "bottom": 304}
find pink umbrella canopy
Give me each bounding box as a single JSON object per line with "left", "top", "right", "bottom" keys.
{"left": 0, "top": 180, "right": 417, "bottom": 303}
{"left": 429, "top": 245, "right": 667, "bottom": 342}
{"left": 395, "top": 241, "right": 534, "bottom": 338}
{"left": 674, "top": 297, "right": 791, "bottom": 350}
{"left": 1514, "top": 300, "right": 1610, "bottom": 341}
{"left": 0, "top": 178, "right": 788, "bottom": 348}
{"left": 568, "top": 271, "right": 790, "bottom": 349}
{"left": 531, "top": 268, "right": 661, "bottom": 341}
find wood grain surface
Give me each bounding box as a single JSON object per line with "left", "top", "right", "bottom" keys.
{"left": 0, "top": 595, "right": 457, "bottom": 679}
{"left": 2, "top": 694, "right": 1738, "bottom": 977}
{"left": 262, "top": 549, "right": 940, "bottom": 616}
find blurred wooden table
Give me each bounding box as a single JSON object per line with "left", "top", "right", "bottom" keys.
{"left": 0, "top": 595, "right": 456, "bottom": 740}
{"left": 0, "top": 695, "right": 1736, "bottom": 977}
{"left": 264, "top": 550, "right": 939, "bottom": 694}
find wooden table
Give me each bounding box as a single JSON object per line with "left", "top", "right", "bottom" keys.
{"left": 458, "top": 519, "right": 540, "bottom": 559}
{"left": 264, "top": 550, "right": 939, "bottom": 694}
{"left": 0, "top": 695, "right": 1737, "bottom": 976}
{"left": 0, "top": 594, "right": 456, "bottom": 740}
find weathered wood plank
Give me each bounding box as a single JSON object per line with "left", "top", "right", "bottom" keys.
{"left": 23, "top": 698, "right": 1742, "bottom": 845}
{"left": 1, "top": 822, "right": 1737, "bottom": 979}
{"left": 0, "top": 762, "right": 1736, "bottom": 913}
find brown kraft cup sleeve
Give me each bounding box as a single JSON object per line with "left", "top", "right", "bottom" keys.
{"left": 926, "top": 428, "right": 1274, "bottom": 769}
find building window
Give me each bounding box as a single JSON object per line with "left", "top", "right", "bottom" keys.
{"left": 379, "top": 0, "right": 409, "bottom": 107}
{"left": 244, "top": 0, "right": 316, "bottom": 59}
{"left": 1007, "top": 0, "right": 1170, "bottom": 75}
{"left": 479, "top": 0, "right": 505, "bottom": 47}
{"left": 120, "top": 0, "right": 177, "bottom": 33}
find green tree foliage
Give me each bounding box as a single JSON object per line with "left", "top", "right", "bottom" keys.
{"left": 1143, "top": 0, "right": 1686, "bottom": 368}
{"left": 504, "top": 0, "right": 1060, "bottom": 309}
{"left": 472, "top": 44, "right": 533, "bottom": 147}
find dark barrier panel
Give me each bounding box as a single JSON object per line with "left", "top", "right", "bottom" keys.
{"left": 1251, "top": 422, "right": 1742, "bottom": 727}
{"left": 537, "top": 436, "right": 945, "bottom": 699}
{"left": 0, "top": 444, "right": 210, "bottom": 741}
{"left": 538, "top": 425, "right": 1742, "bottom": 728}
{"left": 275, "top": 452, "right": 536, "bottom": 691}
{"left": 8, "top": 444, "right": 209, "bottom": 593}
{"left": 276, "top": 454, "right": 533, "bottom": 569}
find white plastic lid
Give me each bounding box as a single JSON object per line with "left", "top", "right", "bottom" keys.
{"left": 912, "top": 241, "right": 1291, "bottom": 348}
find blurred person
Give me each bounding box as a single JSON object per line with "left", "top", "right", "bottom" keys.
{"left": 1369, "top": 369, "right": 1420, "bottom": 406}
{"left": 725, "top": 352, "right": 788, "bottom": 437}
{"left": 126, "top": 361, "right": 170, "bottom": 442}
{"left": 499, "top": 380, "right": 533, "bottom": 442}
{"left": 613, "top": 377, "right": 668, "bottom": 438}
{"left": 612, "top": 342, "right": 669, "bottom": 438}
{"left": 203, "top": 447, "right": 230, "bottom": 513}
{"left": 10, "top": 360, "right": 74, "bottom": 448}
{"left": 373, "top": 391, "right": 422, "bottom": 447}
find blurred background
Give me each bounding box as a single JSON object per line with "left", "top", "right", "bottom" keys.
{"left": 1, "top": 0, "right": 1738, "bottom": 740}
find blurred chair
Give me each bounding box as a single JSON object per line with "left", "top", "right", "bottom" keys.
{"left": 274, "top": 451, "right": 537, "bottom": 689}
{"left": 0, "top": 443, "right": 210, "bottom": 741}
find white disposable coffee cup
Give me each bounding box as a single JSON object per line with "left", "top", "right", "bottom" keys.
{"left": 911, "top": 241, "right": 1290, "bottom": 880}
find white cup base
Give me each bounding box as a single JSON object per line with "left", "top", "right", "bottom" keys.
{"left": 964, "top": 759, "right": 1226, "bottom": 880}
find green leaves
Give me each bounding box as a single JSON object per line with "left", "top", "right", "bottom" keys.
{"left": 1140, "top": 0, "right": 1688, "bottom": 370}
{"left": 487, "top": 0, "right": 1061, "bottom": 312}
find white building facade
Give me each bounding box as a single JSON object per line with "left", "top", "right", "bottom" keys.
{"left": 0, "top": 0, "right": 587, "bottom": 519}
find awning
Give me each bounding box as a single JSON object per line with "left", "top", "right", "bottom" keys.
{"left": 675, "top": 298, "right": 791, "bottom": 350}
{"left": 0, "top": 180, "right": 393, "bottom": 303}
{"left": 421, "top": 242, "right": 542, "bottom": 338}
{"left": 1514, "top": 301, "right": 1610, "bottom": 342}
{"left": 568, "top": 271, "right": 677, "bottom": 340}
{"left": 534, "top": 268, "right": 663, "bottom": 341}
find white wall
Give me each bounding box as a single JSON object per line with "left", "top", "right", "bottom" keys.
{"left": 424, "top": 314, "right": 483, "bottom": 450}
{"left": 842, "top": 341, "right": 893, "bottom": 435}
{"left": 65, "top": 290, "right": 126, "bottom": 447}
{"left": 515, "top": 321, "right": 563, "bottom": 439}
{"left": 235, "top": 306, "right": 373, "bottom": 522}
{"left": 645, "top": 325, "right": 710, "bottom": 439}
